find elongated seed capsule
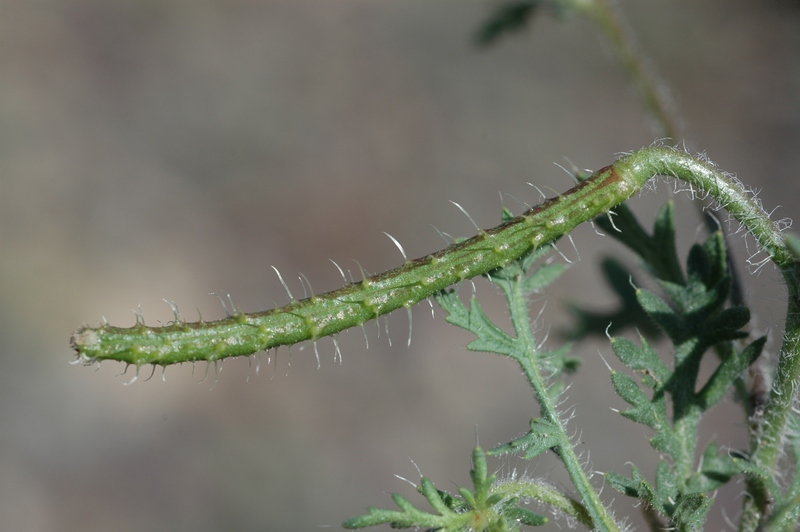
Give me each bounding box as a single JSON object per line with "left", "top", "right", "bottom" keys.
{"left": 71, "top": 162, "right": 640, "bottom": 368}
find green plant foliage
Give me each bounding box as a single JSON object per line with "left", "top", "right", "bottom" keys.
{"left": 475, "top": 0, "right": 577, "bottom": 46}
{"left": 597, "top": 202, "right": 685, "bottom": 285}
{"left": 431, "top": 223, "right": 621, "bottom": 530}
{"left": 343, "top": 447, "right": 547, "bottom": 530}
{"left": 563, "top": 257, "right": 661, "bottom": 340}
{"left": 475, "top": 1, "right": 540, "bottom": 45}
{"left": 488, "top": 417, "right": 563, "bottom": 460}
{"left": 434, "top": 237, "right": 579, "bottom": 391}
{"left": 607, "top": 461, "right": 712, "bottom": 530}
{"left": 566, "top": 201, "right": 686, "bottom": 340}
{"left": 601, "top": 208, "right": 767, "bottom": 530}
{"left": 685, "top": 442, "right": 740, "bottom": 493}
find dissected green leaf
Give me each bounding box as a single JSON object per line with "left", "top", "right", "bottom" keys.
{"left": 602, "top": 215, "right": 760, "bottom": 532}
{"left": 504, "top": 507, "right": 548, "bottom": 526}
{"left": 475, "top": 1, "right": 540, "bottom": 46}
{"left": 436, "top": 242, "right": 574, "bottom": 379}
{"left": 609, "top": 462, "right": 712, "bottom": 530}
{"left": 685, "top": 442, "right": 741, "bottom": 493}
{"left": 438, "top": 184, "right": 759, "bottom": 531}
{"left": 522, "top": 262, "right": 565, "bottom": 294}
{"left": 435, "top": 291, "right": 519, "bottom": 357}
{"left": 654, "top": 460, "right": 678, "bottom": 515}
{"left": 596, "top": 201, "right": 684, "bottom": 284}
{"left": 611, "top": 371, "right": 658, "bottom": 425}
{"left": 699, "top": 336, "right": 765, "bottom": 408}
{"left": 636, "top": 287, "right": 686, "bottom": 341}
{"left": 606, "top": 466, "right": 655, "bottom": 504}
{"left": 673, "top": 493, "right": 712, "bottom": 530}
{"left": 489, "top": 418, "right": 562, "bottom": 459}
{"left": 563, "top": 258, "right": 662, "bottom": 340}
{"left": 344, "top": 448, "right": 548, "bottom": 530}
{"left": 610, "top": 336, "right": 670, "bottom": 384}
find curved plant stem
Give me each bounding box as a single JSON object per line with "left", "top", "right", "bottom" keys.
{"left": 491, "top": 480, "right": 593, "bottom": 528}
{"left": 71, "top": 157, "right": 647, "bottom": 367}
{"left": 613, "top": 148, "right": 800, "bottom": 532}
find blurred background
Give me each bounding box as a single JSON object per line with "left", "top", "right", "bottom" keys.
{"left": 2, "top": 1, "right": 799, "bottom": 530}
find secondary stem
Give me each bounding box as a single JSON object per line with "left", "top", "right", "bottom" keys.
{"left": 507, "top": 268, "right": 621, "bottom": 532}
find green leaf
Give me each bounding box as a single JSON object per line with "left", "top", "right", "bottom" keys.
{"left": 651, "top": 202, "right": 685, "bottom": 284}
{"left": 686, "top": 242, "right": 712, "bottom": 287}
{"left": 540, "top": 342, "right": 580, "bottom": 373}
{"left": 392, "top": 493, "right": 417, "bottom": 513}
{"left": 434, "top": 291, "right": 519, "bottom": 357}
{"left": 636, "top": 288, "right": 686, "bottom": 341}
{"left": 563, "top": 258, "right": 662, "bottom": 340}
{"left": 610, "top": 370, "right": 661, "bottom": 429}
{"left": 685, "top": 442, "right": 741, "bottom": 493}
{"left": 609, "top": 462, "right": 712, "bottom": 529}
{"left": 471, "top": 447, "right": 493, "bottom": 505}
{"left": 701, "top": 232, "right": 728, "bottom": 288}
{"left": 475, "top": 1, "right": 540, "bottom": 46}
{"left": 342, "top": 491, "right": 450, "bottom": 529}
{"left": 345, "top": 447, "right": 534, "bottom": 530}
{"left": 606, "top": 466, "right": 655, "bottom": 505}
{"left": 699, "top": 306, "right": 750, "bottom": 347}
{"left": 654, "top": 460, "right": 678, "bottom": 515}
{"left": 421, "top": 477, "right": 459, "bottom": 516}
{"left": 672, "top": 492, "right": 711, "bottom": 530}
{"left": 596, "top": 201, "right": 684, "bottom": 284}
{"left": 521, "top": 262, "right": 566, "bottom": 295}
{"left": 699, "top": 336, "right": 765, "bottom": 408}
{"left": 488, "top": 418, "right": 562, "bottom": 459}
{"left": 610, "top": 336, "right": 670, "bottom": 384}
{"left": 504, "top": 507, "right": 548, "bottom": 526}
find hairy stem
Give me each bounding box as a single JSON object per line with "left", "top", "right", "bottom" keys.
{"left": 506, "top": 266, "right": 621, "bottom": 531}
{"left": 71, "top": 157, "right": 644, "bottom": 367}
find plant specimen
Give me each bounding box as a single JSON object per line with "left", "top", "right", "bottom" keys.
{"left": 70, "top": 2, "right": 800, "bottom": 530}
